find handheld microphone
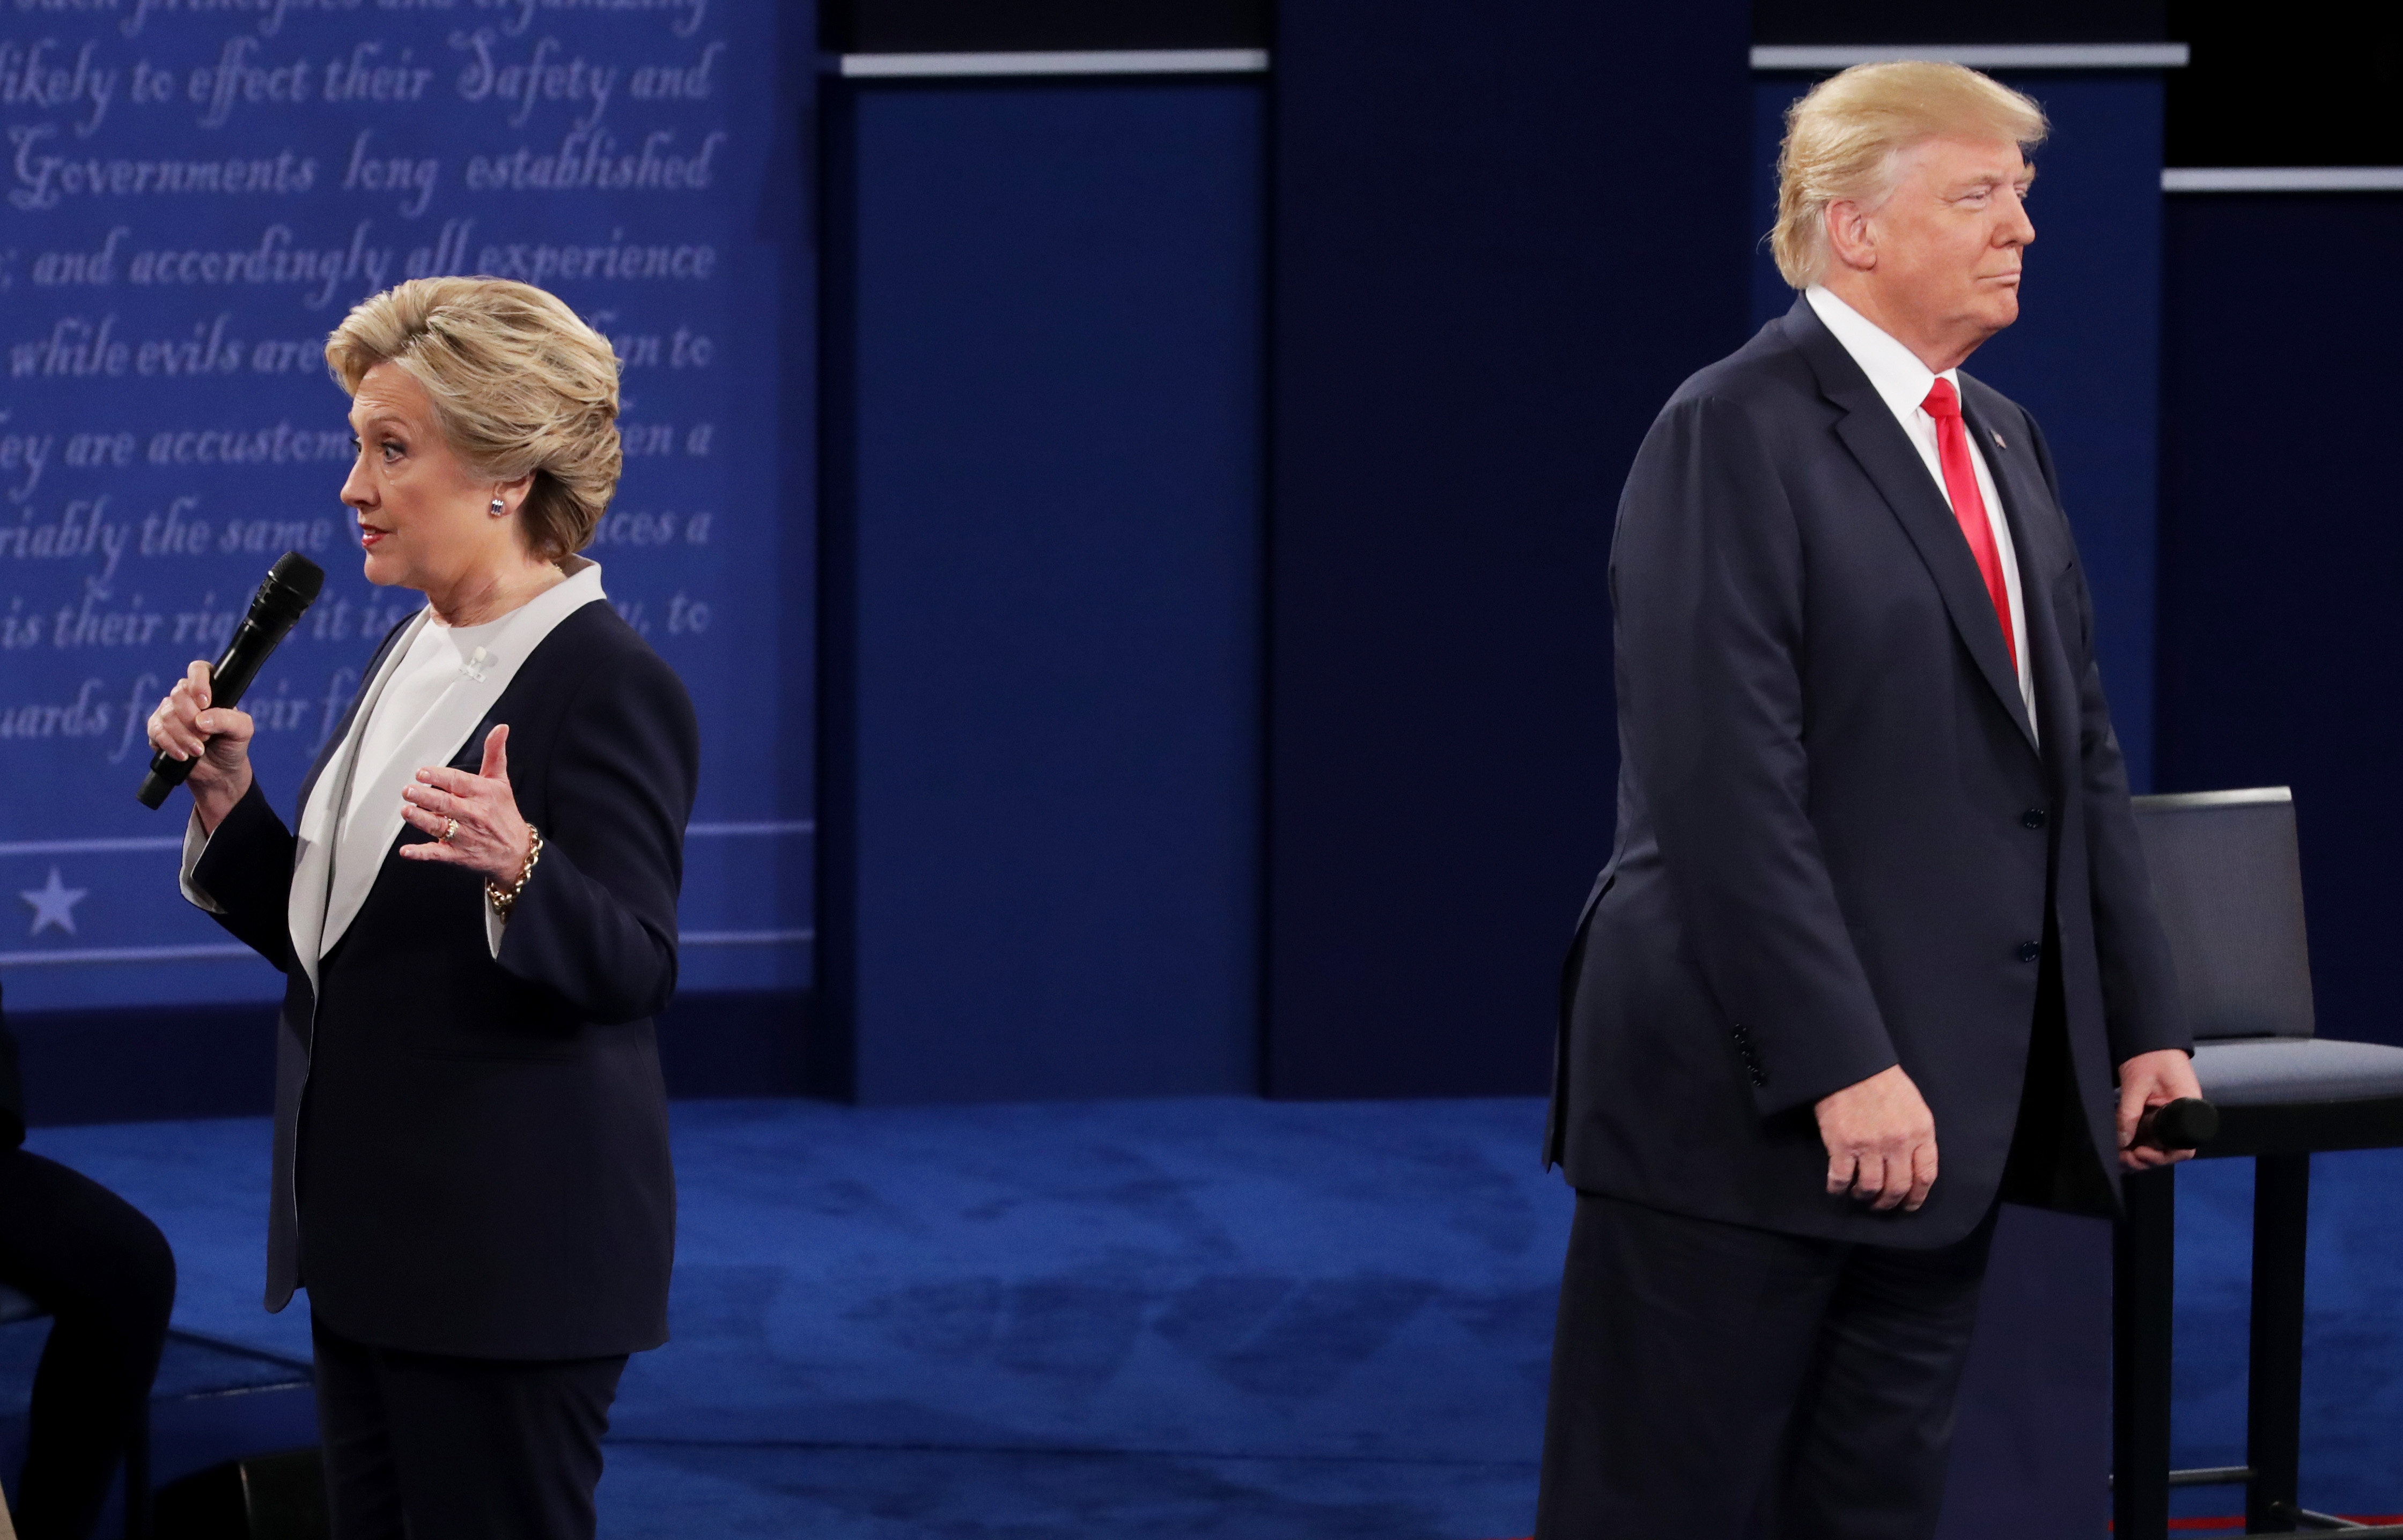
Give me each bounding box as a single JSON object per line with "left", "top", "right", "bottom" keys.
{"left": 137, "top": 551, "right": 327, "bottom": 809}
{"left": 2134, "top": 1097, "right": 2220, "bottom": 1152}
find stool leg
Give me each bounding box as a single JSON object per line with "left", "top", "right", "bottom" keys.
{"left": 2116, "top": 1166, "right": 2177, "bottom": 1540}
{"left": 2246, "top": 1153, "right": 2310, "bottom": 1533}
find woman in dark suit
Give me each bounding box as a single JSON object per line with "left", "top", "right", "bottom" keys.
{"left": 145, "top": 277, "right": 697, "bottom": 1540}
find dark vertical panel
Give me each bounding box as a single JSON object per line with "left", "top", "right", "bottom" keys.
{"left": 825, "top": 82, "right": 1265, "bottom": 1104}
{"left": 1265, "top": 2, "right": 1753, "bottom": 1099}
{"left": 1750, "top": 73, "right": 2165, "bottom": 786}
{"left": 770, "top": 1, "right": 830, "bottom": 1078}
{"left": 816, "top": 84, "right": 867, "bottom": 1099}
{"left": 2157, "top": 195, "right": 2403, "bottom": 1050}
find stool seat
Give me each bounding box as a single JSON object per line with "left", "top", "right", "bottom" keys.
{"left": 2195, "top": 1036, "right": 2403, "bottom": 1104}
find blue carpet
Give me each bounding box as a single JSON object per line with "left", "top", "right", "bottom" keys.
{"left": 31, "top": 1098, "right": 1562, "bottom": 1538}
{"left": 18, "top": 1101, "right": 2403, "bottom": 1535}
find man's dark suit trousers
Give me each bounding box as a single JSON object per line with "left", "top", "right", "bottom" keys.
{"left": 1537, "top": 919, "right": 2104, "bottom": 1537}
{"left": 1535, "top": 1190, "right": 2000, "bottom": 1538}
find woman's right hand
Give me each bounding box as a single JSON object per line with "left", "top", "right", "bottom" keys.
{"left": 148, "top": 661, "right": 256, "bottom": 833}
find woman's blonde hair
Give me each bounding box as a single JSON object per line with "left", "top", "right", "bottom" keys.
{"left": 325, "top": 277, "right": 623, "bottom": 562}
{"left": 1772, "top": 61, "right": 2048, "bottom": 290}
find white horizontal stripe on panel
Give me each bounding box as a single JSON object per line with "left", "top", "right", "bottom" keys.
{"left": 0, "top": 837, "right": 185, "bottom": 857}
{"left": 1, "top": 932, "right": 814, "bottom": 965}
{"left": 838, "top": 49, "right": 1269, "bottom": 78}
{"left": 1751, "top": 43, "right": 2189, "bottom": 70}
{"left": 2164, "top": 167, "right": 2403, "bottom": 192}
{"left": 1, "top": 931, "right": 816, "bottom": 965}
{"left": 684, "top": 820, "right": 815, "bottom": 838}
{"left": 0, "top": 943, "right": 255, "bottom": 966}
{"left": 2132, "top": 787, "right": 2293, "bottom": 810}
{"left": 1, "top": 824, "right": 813, "bottom": 857}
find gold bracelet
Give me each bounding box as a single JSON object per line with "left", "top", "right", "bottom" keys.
{"left": 488, "top": 825, "right": 543, "bottom": 920}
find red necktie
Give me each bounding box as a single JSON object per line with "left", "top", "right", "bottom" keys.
{"left": 1921, "top": 378, "right": 2015, "bottom": 670}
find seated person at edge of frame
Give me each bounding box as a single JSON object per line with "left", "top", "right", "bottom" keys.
{"left": 145, "top": 277, "right": 698, "bottom": 1540}
{"left": 0, "top": 984, "right": 177, "bottom": 1540}
{"left": 1535, "top": 64, "right": 2203, "bottom": 1537}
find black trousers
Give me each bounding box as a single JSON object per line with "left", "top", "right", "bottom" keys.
{"left": 0, "top": 1147, "right": 177, "bottom": 1540}
{"left": 1535, "top": 1190, "right": 2000, "bottom": 1539}
{"left": 312, "top": 1318, "right": 626, "bottom": 1540}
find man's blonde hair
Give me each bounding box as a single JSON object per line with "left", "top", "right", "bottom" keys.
{"left": 1772, "top": 61, "right": 2048, "bottom": 290}
{"left": 325, "top": 278, "right": 623, "bottom": 563}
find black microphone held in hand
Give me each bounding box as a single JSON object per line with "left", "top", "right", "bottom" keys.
{"left": 2134, "top": 1097, "right": 2220, "bottom": 1152}
{"left": 136, "top": 551, "right": 327, "bottom": 810}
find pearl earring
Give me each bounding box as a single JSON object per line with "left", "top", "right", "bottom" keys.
{"left": 489, "top": 498, "right": 507, "bottom": 517}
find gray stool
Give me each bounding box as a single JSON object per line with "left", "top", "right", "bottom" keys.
{"left": 2114, "top": 788, "right": 2403, "bottom": 1538}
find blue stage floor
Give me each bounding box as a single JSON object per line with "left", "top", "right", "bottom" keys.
{"left": 16, "top": 1098, "right": 2403, "bottom": 1536}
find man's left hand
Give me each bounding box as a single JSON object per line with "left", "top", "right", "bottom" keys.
{"left": 2117, "top": 1048, "right": 2205, "bottom": 1171}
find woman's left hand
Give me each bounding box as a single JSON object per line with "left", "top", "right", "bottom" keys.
{"left": 399, "top": 724, "right": 532, "bottom": 886}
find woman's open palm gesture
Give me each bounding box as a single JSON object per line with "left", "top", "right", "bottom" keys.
{"left": 399, "top": 724, "right": 533, "bottom": 886}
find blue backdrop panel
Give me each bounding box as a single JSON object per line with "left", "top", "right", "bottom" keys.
{"left": 0, "top": 0, "right": 815, "bottom": 1011}
{"left": 1265, "top": 0, "right": 1753, "bottom": 1099}
{"left": 2157, "top": 193, "right": 2403, "bottom": 1051}
{"left": 827, "top": 82, "right": 1264, "bottom": 1104}
{"left": 1750, "top": 71, "right": 2166, "bottom": 788}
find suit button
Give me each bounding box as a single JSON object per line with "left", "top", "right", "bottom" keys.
{"left": 2022, "top": 808, "right": 2047, "bottom": 830}
{"left": 2017, "top": 940, "right": 2043, "bottom": 963}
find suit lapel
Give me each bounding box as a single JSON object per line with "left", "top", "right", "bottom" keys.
{"left": 288, "top": 609, "right": 426, "bottom": 1001}
{"left": 1788, "top": 299, "right": 2036, "bottom": 756}
{"left": 1959, "top": 380, "right": 2080, "bottom": 781}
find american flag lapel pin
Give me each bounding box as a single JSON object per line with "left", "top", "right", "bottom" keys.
{"left": 1991, "top": 428, "right": 2007, "bottom": 450}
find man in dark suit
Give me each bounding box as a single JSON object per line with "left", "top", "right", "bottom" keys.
{"left": 1536, "top": 62, "right": 2202, "bottom": 1537}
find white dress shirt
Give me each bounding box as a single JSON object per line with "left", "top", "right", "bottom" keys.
{"left": 1805, "top": 285, "right": 2036, "bottom": 738}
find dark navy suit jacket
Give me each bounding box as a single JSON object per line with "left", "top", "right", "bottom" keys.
{"left": 195, "top": 599, "right": 698, "bottom": 1357}
{"left": 1544, "top": 297, "right": 2190, "bottom": 1246}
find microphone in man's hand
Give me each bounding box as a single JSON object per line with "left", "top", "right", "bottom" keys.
{"left": 136, "top": 552, "right": 326, "bottom": 809}
{"left": 2134, "top": 1097, "right": 2220, "bottom": 1152}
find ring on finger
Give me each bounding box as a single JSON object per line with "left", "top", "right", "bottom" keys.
{"left": 441, "top": 817, "right": 459, "bottom": 844}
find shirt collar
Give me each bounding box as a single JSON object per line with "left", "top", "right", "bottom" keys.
{"left": 1805, "top": 284, "right": 1959, "bottom": 425}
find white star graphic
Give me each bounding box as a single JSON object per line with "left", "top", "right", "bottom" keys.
{"left": 20, "top": 866, "right": 88, "bottom": 937}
